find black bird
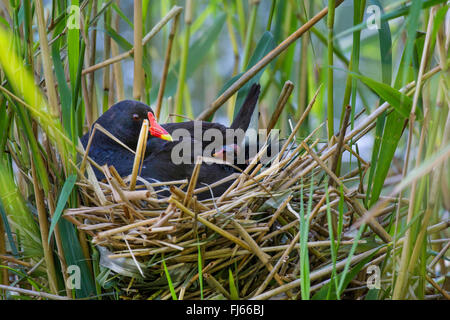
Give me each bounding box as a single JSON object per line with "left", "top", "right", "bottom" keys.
{"left": 80, "top": 84, "right": 261, "bottom": 199}
{"left": 80, "top": 100, "right": 173, "bottom": 179}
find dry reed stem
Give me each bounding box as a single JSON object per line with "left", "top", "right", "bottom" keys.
{"left": 133, "top": 0, "right": 143, "bottom": 101}
{"left": 331, "top": 105, "right": 351, "bottom": 175}
{"left": 87, "top": 1, "right": 98, "bottom": 121}
{"left": 267, "top": 126, "right": 323, "bottom": 189}
{"left": 0, "top": 284, "right": 71, "bottom": 300}
{"left": 194, "top": 173, "right": 239, "bottom": 195}
{"left": 428, "top": 240, "right": 450, "bottom": 270}
{"left": 84, "top": 161, "right": 108, "bottom": 206}
{"left": 155, "top": 14, "right": 179, "bottom": 120}
{"left": 102, "top": 6, "right": 112, "bottom": 108}
{"left": 204, "top": 273, "right": 232, "bottom": 299}
{"left": 0, "top": 255, "right": 33, "bottom": 268}
{"left": 130, "top": 120, "right": 149, "bottom": 190}
{"left": 30, "top": 159, "right": 59, "bottom": 295}
{"left": 151, "top": 204, "right": 178, "bottom": 229}
{"left": 81, "top": 9, "right": 94, "bottom": 127}
{"left": 80, "top": 123, "right": 135, "bottom": 176}
{"left": 120, "top": 190, "right": 152, "bottom": 201}
{"left": 232, "top": 220, "right": 286, "bottom": 289}
{"left": 277, "top": 86, "right": 321, "bottom": 163}
{"left": 253, "top": 229, "right": 301, "bottom": 297}
{"left": 169, "top": 198, "right": 251, "bottom": 251}
{"left": 425, "top": 274, "right": 450, "bottom": 300}
{"left": 308, "top": 194, "right": 328, "bottom": 224}
{"left": 184, "top": 157, "right": 202, "bottom": 207}
{"left": 256, "top": 195, "right": 292, "bottom": 242}
{"left": 112, "top": 0, "right": 124, "bottom": 101}
{"left": 124, "top": 237, "right": 145, "bottom": 277}
{"left": 95, "top": 217, "right": 159, "bottom": 239}
{"left": 342, "top": 144, "right": 368, "bottom": 166}
{"left": 260, "top": 220, "right": 298, "bottom": 242}
{"left": 170, "top": 186, "right": 209, "bottom": 211}
{"left": 267, "top": 81, "right": 294, "bottom": 133}
{"left": 103, "top": 167, "right": 145, "bottom": 220}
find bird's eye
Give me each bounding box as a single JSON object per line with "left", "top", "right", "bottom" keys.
{"left": 132, "top": 114, "right": 140, "bottom": 121}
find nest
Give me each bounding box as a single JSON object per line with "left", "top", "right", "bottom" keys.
{"left": 65, "top": 97, "right": 394, "bottom": 300}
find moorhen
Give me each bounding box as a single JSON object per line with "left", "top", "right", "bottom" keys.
{"left": 80, "top": 99, "right": 173, "bottom": 179}
{"left": 80, "top": 84, "right": 261, "bottom": 199}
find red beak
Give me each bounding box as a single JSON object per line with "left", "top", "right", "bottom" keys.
{"left": 147, "top": 112, "right": 173, "bottom": 141}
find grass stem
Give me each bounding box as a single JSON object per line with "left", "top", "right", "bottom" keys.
{"left": 155, "top": 14, "right": 180, "bottom": 120}
{"left": 133, "top": 0, "right": 144, "bottom": 101}
{"left": 175, "top": 0, "right": 193, "bottom": 121}
{"left": 326, "top": 0, "right": 336, "bottom": 141}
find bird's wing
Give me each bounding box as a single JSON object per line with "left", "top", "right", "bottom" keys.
{"left": 230, "top": 83, "right": 261, "bottom": 131}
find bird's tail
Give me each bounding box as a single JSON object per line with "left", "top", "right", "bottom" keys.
{"left": 230, "top": 83, "right": 261, "bottom": 131}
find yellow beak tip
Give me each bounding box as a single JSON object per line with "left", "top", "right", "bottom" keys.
{"left": 160, "top": 134, "right": 173, "bottom": 142}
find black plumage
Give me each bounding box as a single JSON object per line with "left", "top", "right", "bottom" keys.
{"left": 80, "top": 84, "right": 261, "bottom": 199}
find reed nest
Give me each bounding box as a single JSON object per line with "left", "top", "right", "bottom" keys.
{"left": 64, "top": 94, "right": 407, "bottom": 300}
